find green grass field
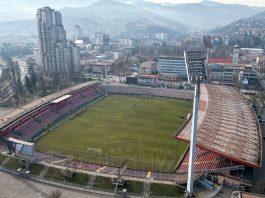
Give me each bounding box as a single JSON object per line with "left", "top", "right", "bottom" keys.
{"left": 4, "top": 158, "right": 23, "bottom": 170}
{"left": 29, "top": 164, "right": 44, "bottom": 176}
{"left": 150, "top": 183, "right": 184, "bottom": 197}
{"left": 0, "top": 154, "right": 7, "bottom": 163}
{"left": 36, "top": 94, "right": 192, "bottom": 171}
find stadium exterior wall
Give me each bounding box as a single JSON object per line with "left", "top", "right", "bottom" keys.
{"left": 102, "top": 84, "right": 193, "bottom": 100}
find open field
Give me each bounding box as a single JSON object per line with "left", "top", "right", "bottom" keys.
{"left": 0, "top": 153, "right": 7, "bottom": 163}
{"left": 36, "top": 94, "right": 192, "bottom": 171}
{"left": 150, "top": 183, "right": 183, "bottom": 196}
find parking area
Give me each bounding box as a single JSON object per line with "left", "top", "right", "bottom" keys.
{"left": 0, "top": 171, "right": 110, "bottom": 198}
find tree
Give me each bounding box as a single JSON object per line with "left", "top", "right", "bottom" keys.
{"left": 30, "top": 69, "right": 37, "bottom": 90}
{"left": 9, "top": 59, "right": 23, "bottom": 106}
{"left": 38, "top": 74, "right": 49, "bottom": 96}
{"left": 27, "top": 64, "right": 37, "bottom": 90}
{"left": 25, "top": 75, "right": 33, "bottom": 94}
{"left": 49, "top": 189, "right": 62, "bottom": 198}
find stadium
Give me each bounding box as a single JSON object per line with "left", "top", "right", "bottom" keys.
{"left": 0, "top": 81, "right": 262, "bottom": 188}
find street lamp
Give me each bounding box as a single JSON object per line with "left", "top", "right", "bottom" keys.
{"left": 184, "top": 49, "right": 207, "bottom": 197}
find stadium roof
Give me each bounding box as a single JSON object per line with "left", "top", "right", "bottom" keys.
{"left": 7, "top": 137, "right": 34, "bottom": 146}
{"left": 51, "top": 95, "right": 72, "bottom": 104}
{"left": 176, "top": 84, "right": 262, "bottom": 168}
{"left": 0, "top": 81, "right": 100, "bottom": 130}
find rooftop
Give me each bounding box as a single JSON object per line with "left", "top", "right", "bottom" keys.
{"left": 240, "top": 48, "right": 264, "bottom": 51}
{"left": 50, "top": 95, "right": 72, "bottom": 104}
{"left": 159, "top": 56, "right": 185, "bottom": 60}
{"left": 140, "top": 61, "right": 156, "bottom": 68}
{"left": 7, "top": 137, "right": 34, "bottom": 146}
{"left": 208, "top": 58, "right": 233, "bottom": 64}
{"left": 0, "top": 81, "right": 100, "bottom": 130}
{"left": 176, "top": 84, "right": 262, "bottom": 168}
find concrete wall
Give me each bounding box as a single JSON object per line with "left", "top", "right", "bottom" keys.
{"left": 102, "top": 84, "right": 193, "bottom": 100}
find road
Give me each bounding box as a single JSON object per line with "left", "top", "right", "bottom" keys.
{"left": 0, "top": 107, "right": 15, "bottom": 116}
{"left": 251, "top": 116, "right": 265, "bottom": 194}
{"left": 251, "top": 76, "right": 265, "bottom": 194}
{"left": 0, "top": 171, "right": 109, "bottom": 198}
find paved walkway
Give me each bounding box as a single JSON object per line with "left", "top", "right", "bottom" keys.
{"left": 0, "top": 107, "right": 15, "bottom": 116}
{"left": 250, "top": 78, "right": 265, "bottom": 194}
{"left": 0, "top": 171, "right": 111, "bottom": 198}
{"left": 39, "top": 160, "right": 176, "bottom": 185}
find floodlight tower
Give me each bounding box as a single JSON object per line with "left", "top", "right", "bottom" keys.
{"left": 203, "top": 35, "right": 212, "bottom": 66}
{"left": 184, "top": 49, "right": 207, "bottom": 197}
{"left": 104, "top": 46, "right": 107, "bottom": 81}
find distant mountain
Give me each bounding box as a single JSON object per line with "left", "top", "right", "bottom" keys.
{"left": 0, "top": 0, "right": 264, "bottom": 37}
{"left": 128, "top": 0, "right": 264, "bottom": 30}
{"left": 0, "top": 19, "right": 35, "bottom": 35}
{"left": 59, "top": 0, "right": 188, "bottom": 37}
{"left": 212, "top": 10, "right": 265, "bottom": 35}
{"left": 0, "top": 0, "right": 188, "bottom": 37}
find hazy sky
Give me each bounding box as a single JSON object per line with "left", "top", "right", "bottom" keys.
{"left": 3, "top": 0, "right": 265, "bottom": 14}
{"left": 147, "top": 0, "right": 265, "bottom": 7}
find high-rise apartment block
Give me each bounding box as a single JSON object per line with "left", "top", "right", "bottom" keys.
{"left": 36, "top": 7, "right": 80, "bottom": 76}
{"left": 93, "top": 32, "right": 110, "bottom": 45}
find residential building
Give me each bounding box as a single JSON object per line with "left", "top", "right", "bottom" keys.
{"left": 139, "top": 61, "right": 157, "bottom": 75}
{"left": 94, "top": 32, "right": 110, "bottom": 45}
{"left": 137, "top": 75, "right": 157, "bottom": 86}
{"left": 74, "top": 25, "right": 83, "bottom": 40}
{"left": 136, "top": 74, "right": 180, "bottom": 88}
{"left": 90, "top": 62, "right": 112, "bottom": 73}
{"left": 74, "top": 37, "right": 90, "bottom": 48}
{"left": 107, "top": 51, "right": 123, "bottom": 60}
{"left": 233, "top": 45, "right": 264, "bottom": 64}
{"left": 239, "top": 70, "right": 259, "bottom": 86}
{"left": 208, "top": 64, "right": 244, "bottom": 85}
{"left": 36, "top": 7, "right": 80, "bottom": 76}
{"left": 232, "top": 45, "right": 240, "bottom": 64}
{"left": 37, "top": 7, "right": 67, "bottom": 74}
{"left": 240, "top": 48, "right": 264, "bottom": 56}
{"left": 157, "top": 57, "right": 187, "bottom": 79}
{"left": 256, "top": 55, "right": 265, "bottom": 65}
{"left": 119, "top": 39, "right": 137, "bottom": 47}
{"left": 156, "top": 33, "right": 168, "bottom": 42}
{"left": 158, "top": 75, "right": 180, "bottom": 88}
{"left": 65, "top": 42, "right": 80, "bottom": 74}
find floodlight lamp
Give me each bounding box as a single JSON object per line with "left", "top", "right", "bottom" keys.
{"left": 203, "top": 35, "right": 212, "bottom": 49}
{"left": 184, "top": 50, "right": 207, "bottom": 84}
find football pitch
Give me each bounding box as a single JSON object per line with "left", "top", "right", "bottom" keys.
{"left": 36, "top": 94, "right": 192, "bottom": 171}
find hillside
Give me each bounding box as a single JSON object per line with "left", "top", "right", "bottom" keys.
{"left": 60, "top": 0, "right": 188, "bottom": 37}
{"left": 212, "top": 10, "right": 265, "bottom": 35}
{"left": 0, "top": 0, "right": 263, "bottom": 37}
{"left": 127, "top": 0, "right": 263, "bottom": 30}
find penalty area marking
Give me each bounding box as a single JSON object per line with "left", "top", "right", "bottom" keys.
{"left": 52, "top": 159, "right": 67, "bottom": 164}
{"left": 86, "top": 148, "right": 102, "bottom": 154}
{"left": 110, "top": 168, "right": 118, "bottom": 174}
{"left": 96, "top": 166, "right": 107, "bottom": 173}
{"left": 146, "top": 171, "right": 152, "bottom": 179}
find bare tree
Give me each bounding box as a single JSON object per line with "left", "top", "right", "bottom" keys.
{"left": 9, "top": 59, "right": 23, "bottom": 106}
{"left": 49, "top": 189, "right": 62, "bottom": 198}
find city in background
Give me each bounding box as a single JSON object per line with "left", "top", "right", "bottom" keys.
{"left": 0, "top": 0, "right": 265, "bottom": 198}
